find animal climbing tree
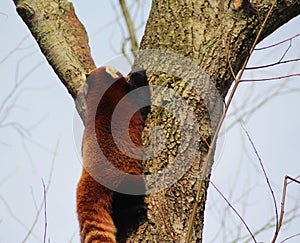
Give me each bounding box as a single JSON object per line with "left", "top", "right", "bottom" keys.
{"left": 12, "top": 0, "right": 300, "bottom": 242}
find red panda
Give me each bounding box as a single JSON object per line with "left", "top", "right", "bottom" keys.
{"left": 76, "top": 66, "right": 148, "bottom": 243}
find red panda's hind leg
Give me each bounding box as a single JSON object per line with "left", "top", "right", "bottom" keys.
{"left": 112, "top": 179, "right": 147, "bottom": 242}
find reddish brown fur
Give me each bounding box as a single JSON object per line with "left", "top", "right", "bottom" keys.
{"left": 76, "top": 67, "right": 144, "bottom": 243}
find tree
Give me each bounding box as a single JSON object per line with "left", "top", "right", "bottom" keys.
{"left": 10, "top": 0, "right": 300, "bottom": 242}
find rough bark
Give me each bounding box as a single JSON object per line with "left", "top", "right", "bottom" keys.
{"left": 129, "top": 0, "right": 300, "bottom": 242}
{"left": 12, "top": 0, "right": 300, "bottom": 242}
{"left": 13, "top": 0, "right": 96, "bottom": 122}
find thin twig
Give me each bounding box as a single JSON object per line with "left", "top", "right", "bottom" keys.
{"left": 240, "top": 73, "right": 300, "bottom": 82}
{"left": 242, "top": 125, "right": 279, "bottom": 233}
{"left": 0, "top": 169, "right": 17, "bottom": 187}
{"left": 278, "top": 39, "right": 292, "bottom": 63}
{"left": 0, "top": 196, "right": 40, "bottom": 240}
{"left": 271, "top": 176, "right": 300, "bottom": 243}
{"left": 119, "top": 0, "right": 138, "bottom": 53}
{"left": 22, "top": 140, "right": 58, "bottom": 242}
{"left": 235, "top": 207, "right": 300, "bottom": 242}
{"left": 110, "top": 1, "right": 133, "bottom": 65}
{"left": 184, "top": 2, "right": 277, "bottom": 242}
{"left": 245, "top": 58, "right": 300, "bottom": 70}
{"left": 210, "top": 176, "right": 255, "bottom": 242}
{"left": 42, "top": 179, "right": 47, "bottom": 243}
{"left": 210, "top": 182, "right": 257, "bottom": 241}
{"left": 254, "top": 33, "right": 300, "bottom": 51}
{"left": 0, "top": 60, "right": 43, "bottom": 125}
{"left": 0, "top": 34, "right": 30, "bottom": 64}
{"left": 281, "top": 232, "right": 300, "bottom": 243}
{"left": 220, "top": 11, "right": 236, "bottom": 81}
{"left": 224, "top": 78, "right": 299, "bottom": 133}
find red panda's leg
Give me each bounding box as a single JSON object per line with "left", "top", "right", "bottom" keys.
{"left": 112, "top": 191, "right": 147, "bottom": 242}
{"left": 77, "top": 170, "right": 117, "bottom": 243}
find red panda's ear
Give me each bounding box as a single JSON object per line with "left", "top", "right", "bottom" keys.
{"left": 86, "top": 67, "right": 101, "bottom": 78}
{"left": 86, "top": 66, "right": 122, "bottom": 81}
{"left": 85, "top": 67, "right": 102, "bottom": 92}
{"left": 85, "top": 66, "right": 125, "bottom": 93}
{"left": 86, "top": 67, "right": 103, "bottom": 79}
{"left": 105, "top": 66, "right": 121, "bottom": 79}
{"left": 85, "top": 67, "right": 107, "bottom": 89}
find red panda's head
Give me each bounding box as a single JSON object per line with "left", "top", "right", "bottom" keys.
{"left": 85, "top": 66, "right": 132, "bottom": 125}
{"left": 85, "top": 66, "right": 130, "bottom": 105}
{"left": 86, "top": 66, "right": 125, "bottom": 92}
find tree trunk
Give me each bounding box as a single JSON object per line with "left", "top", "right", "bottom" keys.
{"left": 13, "top": 0, "right": 300, "bottom": 242}
{"left": 128, "top": 0, "right": 300, "bottom": 242}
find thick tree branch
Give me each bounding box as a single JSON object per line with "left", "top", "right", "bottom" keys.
{"left": 13, "top": 0, "right": 96, "bottom": 121}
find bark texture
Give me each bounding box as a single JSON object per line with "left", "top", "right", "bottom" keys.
{"left": 13, "top": 0, "right": 96, "bottom": 121}
{"left": 13, "top": 0, "right": 300, "bottom": 242}
{"left": 128, "top": 0, "right": 300, "bottom": 242}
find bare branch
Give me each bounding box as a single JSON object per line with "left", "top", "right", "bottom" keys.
{"left": 0, "top": 196, "right": 40, "bottom": 241}
{"left": 210, "top": 181, "right": 257, "bottom": 243}
{"left": 0, "top": 34, "right": 31, "bottom": 64}
{"left": 237, "top": 210, "right": 300, "bottom": 242}
{"left": 278, "top": 38, "right": 292, "bottom": 63}
{"left": 272, "top": 176, "right": 300, "bottom": 243}
{"left": 240, "top": 73, "right": 300, "bottom": 82}
{"left": 224, "top": 76, "right": 300, "bottom": 133}
{"left": 281, "top": 232, "right": 300, "bottom": 242}
{"left": 110, "top": 1, "right": 133, "bottom": 64}
{"left": 0, "top": 60, "right": 43, "bottom": 125}
{"left": 0, "top": 169, "right": 17, "bottom": 187}
{"left": 118, "top": 0, "right": 138, "bottom": 53}
{"left": 245, "top": 58, "right": 300, "bottom": 70}
{"left": 22, "top": 140, "right": 58, "bottom": 243}
{"left": 242, "top": 125, "right": 279, "bottom": 233}
{"left": 254, "top": 33, "right": 300, "bottom": 51}
{"left": 42, "top": 179, "right": 47, "bottom": 243}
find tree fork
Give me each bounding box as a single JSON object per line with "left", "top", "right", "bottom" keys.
{"left": 13, "top": 0, "right": 300, "bottom": 242}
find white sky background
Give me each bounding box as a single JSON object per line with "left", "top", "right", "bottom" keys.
{"left": 0, "top": 1, "right": 300, "bottom": 242}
